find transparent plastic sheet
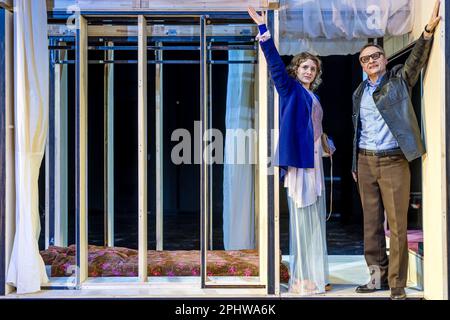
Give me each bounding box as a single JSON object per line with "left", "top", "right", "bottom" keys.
{"left": 279, "top": 0, "right": 414, "bottom": 56}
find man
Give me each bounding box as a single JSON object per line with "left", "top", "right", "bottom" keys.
{"left": 352, "top": 0, "right": 441, "bottom": 300}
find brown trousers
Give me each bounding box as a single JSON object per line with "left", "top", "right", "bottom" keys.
{"left": 357, "top": 154, "right": 410, "bottom": 288}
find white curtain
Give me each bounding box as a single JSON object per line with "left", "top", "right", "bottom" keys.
{"left": 7, "top": 0, "right": 49, "bottom": 294}
{"left": 223, "top": 50, "right": 255, "bottom": 250}
{"left": 279, "top": 0, "right": 414, "bottom": 56}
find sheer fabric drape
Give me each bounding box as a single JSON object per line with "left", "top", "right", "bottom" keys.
{"left": 7, "top": 0, "right": 49, "bottom": 294}
{"left": 223, "top": 50, "right": 256, "bottom": 250}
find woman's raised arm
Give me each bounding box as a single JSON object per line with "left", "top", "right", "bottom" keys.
{"left": 248, "top": 7, "right": 294, "bottom": 97}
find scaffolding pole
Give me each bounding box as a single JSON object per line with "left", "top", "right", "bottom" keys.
{"left": 104, "top": 41, "right": 115, "bottom": 247}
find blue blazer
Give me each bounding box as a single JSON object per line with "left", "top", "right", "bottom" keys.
{"left": 259, "top": 38, "right": 316, "bottom": 181}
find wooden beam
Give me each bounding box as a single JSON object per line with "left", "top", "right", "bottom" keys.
{"left": 139, "top": 0, "right": 269, "bottom": 10}
{"left": 76, "top": 15, "right": 89, "bottom": 284}
{"left": 446, "top": 0, "right": 450, "bottom": 298}
{"left": 267, "top": 0, "right": 280, "bottom": 10}
{"left": 138, "top": 15, "right": 148, "bottom": 282}
{"left": 257, "top": 12, "right": 269, "bottom": 290}
{"left": 48, "top": 0, "right": 275, "bottom": 11}
{"left": 421, "top": 0, "right": 447, "bottom": 299}
{"left": 50, "top": 0, "right": 141, "bottom": 11}
{"left": 0, "top": 1, "right": 12, "bottom": 12}
{"left": 271, "top": 9, "right": 280, "bottom": 296}
{"left": 48, "top": 24, "right": 258, "bottom": 38}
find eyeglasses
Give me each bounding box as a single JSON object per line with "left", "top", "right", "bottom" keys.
{"left": 359, "top": 52, "right": 384, "bottom": 64}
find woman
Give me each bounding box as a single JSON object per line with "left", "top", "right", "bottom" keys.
{"left": 248, "top": 7, "right": 332, "bottom": 295}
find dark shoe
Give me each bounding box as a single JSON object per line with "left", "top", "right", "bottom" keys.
{"left": 355, "top": 283, "right": 389, "bottom": 293}
{"left": 390, "top": 288, "right": 406, "bottom": 300}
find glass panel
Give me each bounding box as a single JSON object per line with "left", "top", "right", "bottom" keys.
{"left": 205, "top": 41, "right": 261, "bottom": 286}
{"left": 162, "top": 45, "right": 201, "bottom": 251}
{"left": 86, "top": 38, "right": 140, "bottom": 281}
{"left": 39, "top": 41, "right": 77, "bottom": 287}
{"left": 152, "top": 41, "right": 201, "bottom": 280}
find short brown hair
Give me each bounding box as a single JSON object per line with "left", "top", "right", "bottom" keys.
{"left": 287, "top": 52, "right": 323, "bottom": 91}
{"left": 359, "top": 43, "right": 386, "bottom": 56}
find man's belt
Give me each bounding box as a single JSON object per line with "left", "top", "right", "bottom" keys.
{"left": 359, "top": 147, "right": 403, "bottom": 157}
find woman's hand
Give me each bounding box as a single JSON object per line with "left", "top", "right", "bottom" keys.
{"left": 248, "top": 7, "right": 265, "bottom": 25}
{"left": 425, "top": 0, "right": 441, "bottom": 38}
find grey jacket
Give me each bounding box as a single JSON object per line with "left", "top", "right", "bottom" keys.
{"left": 352, "top": 33, "right": 434, "bottom": 172}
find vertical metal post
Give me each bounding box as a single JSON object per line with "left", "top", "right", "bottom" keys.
{"left": 104, "top": 41, "right": 115, "bottom": 247}
{"left": 200, "top": 15, "right": 209, "bottom": 288}
{"left": 208, "top": 42, "right": 213, "bottom": 250}
{"left": 155, "top": 41, "right": 164, "bottom": 252}
{"left": 138, "top": 15, "right": 148, "bottom": 282}
{"left": 46, "top": 39, "right": 56, "bottom": 249}
{"left": 257, "top": 11, "right": 269, "bottom": 291}
{"left": 267, "top": 10, "right": 277, "bottom": 295}
{"left": 55, "top": 44, "right": 69, "bottom": 247}
{"left": 75, "top": 15, "right": 89, "bottom": 285}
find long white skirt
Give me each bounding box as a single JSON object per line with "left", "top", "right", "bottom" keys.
{"left": 287, "top": 172, "right": 329, "bottom": 295}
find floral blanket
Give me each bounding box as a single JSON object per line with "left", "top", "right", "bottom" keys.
{"left": 41, "top": 245, "right": 290, "bottom": 282}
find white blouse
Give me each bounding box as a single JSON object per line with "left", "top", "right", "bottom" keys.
{"left": 284, "top": 90, "right": 324, "bottom": 209}
{"left": 284, "top": 138, "right": 324, "bottom": 209}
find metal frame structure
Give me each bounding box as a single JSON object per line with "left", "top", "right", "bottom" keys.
{"left": 2, "top": 0, "right": 450, "bottom": 300}
{"left": 43, "top": 11, "right": 275, "bottom": 292}
{"left": 2, "top": 0, "right": 448, "bottom": 300}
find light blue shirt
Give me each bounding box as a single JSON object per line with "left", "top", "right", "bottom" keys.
{"left": 358, "top": 76, "right": 399, "bottom": 151}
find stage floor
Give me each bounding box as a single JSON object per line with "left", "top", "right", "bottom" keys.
{"left": 280, "top": 255, "right": 423, "bottom": 299}
{"left": 2, "top": 255, "right": 423, "bottom": 299}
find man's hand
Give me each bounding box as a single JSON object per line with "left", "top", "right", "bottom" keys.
{"left": 424, "top": 0, "right": 441, "bottom": 39}
{"left": 248, "top": 7, "right": 265, "bottom": 25}
{"left": 352, "top": 172, "right": 358, "bottom": 183}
